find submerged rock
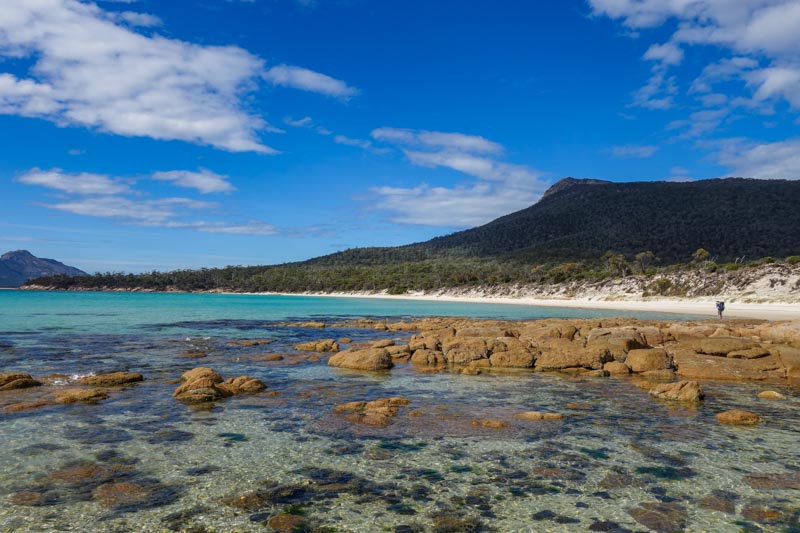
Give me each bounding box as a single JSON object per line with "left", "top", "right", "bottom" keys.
{"left": 629, "top": 501, "right": 688, "bottom": 532}
{"left": 471, "top": 419, "right": 508, "bottom": 429}
{"left": 54, "top": 388, "right": 109, "bottom": 404}
{"left": 334, "top": 397, "right": 409, "bottom": 427}
{"left": 0, "top": 372, "right": 42, "bottom": 391}
{"left": 716, "top": 409, "right": 761, "bottom": 425}
{"left": 648, "top": 380, "right": 704, "bottom": 402}
{"left": 267, "top": 513, "right": 309, "bottom": 532}
{"left": 514, "top": 411, "right": 564, "bottom": 421}
{"left": 78, "top": 371, "right": 143, "bottom": 387}
{"left": 92, "top": 482, "right": 149, "bottom": 508}
{"left": 757, "top": 390, "right": 786, "bottom": 400}
{"left": 294, "top": 339, "right": 339, "bottom": 352}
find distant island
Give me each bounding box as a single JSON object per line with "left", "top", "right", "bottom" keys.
{"left": 0, "top": 250, "right": 86, "bottom": 288}
{"left": 22, "top": 177, "right": 800, "bottom": 299}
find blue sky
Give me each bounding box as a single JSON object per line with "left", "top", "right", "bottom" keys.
{"left": 1, "top": 0, "right": 798, "bottom": 273}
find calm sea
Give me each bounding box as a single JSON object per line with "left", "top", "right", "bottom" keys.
{"left": 0, "top": 291, "right": 797, "bottom": 532}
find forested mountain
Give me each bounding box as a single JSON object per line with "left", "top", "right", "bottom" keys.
{"left": 311, "top": 177, "right": 800, "bottom": 265}
{"left": 23, "top": 178, "right": 800, "bottom": 293}
{"left": 0, "top": 250, "right": 87, "bottom": 287}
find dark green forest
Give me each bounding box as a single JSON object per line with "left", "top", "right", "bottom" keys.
{"left": 25, "top": 178, "right": 800, "bottom": 293}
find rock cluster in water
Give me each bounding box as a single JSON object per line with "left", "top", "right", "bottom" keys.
{"left": 172, "top": 367, "right": 266, "bottom": 403}
{"left": 321, "top": 316, "right": 800, "bottom": 383}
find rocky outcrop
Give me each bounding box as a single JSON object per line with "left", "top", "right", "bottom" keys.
{"left": 328, "top": 348, "right": 393, "bottom": 371}
{"left": 514, "top": 411, "right": 564, "bottom": 421}
{"left": 0, "top": 372, "right": 42, "bottom": 391}
{"left": 173, "top": 367, "right": 265, "bottom": 403}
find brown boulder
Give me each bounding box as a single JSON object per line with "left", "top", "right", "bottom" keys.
{"left": 294, "top": 339, "right": 339, "bottom": 352}
{"left": 328, "top": 348, "right": 393, "bottom": 371}
{"left": 441, "top": 337, "right": 489, "bottom": 365}
{"left": 727, "top": 347, "right": 770, "bottom": 359}
{"left": 218, "top": 376, "right": 266, "bottom": 395}
{"left": 693, "top": 337, "right": 756, "bottom": 356}
{"left": 54, "top": 388, "right": 109, "bottom": 404}
{"left": 535, "top": 338, "right": 612, "bottom": 370}
{"left": 489, "top": 348, "right": 535, "bottom": 368}
{"left": 626, "top": 348, "right": 672, "bottom": 373}
{"left": 410, "top": 349, "right": 446, "bottom": 367}
{"left": 180, "top": 367, "right": 223, "bottom": 384}
{"left": 334, "top": 397, "right": 409, "bottom": 427}
{"left": 0, "top": 372, "right": 42, "bottom": 391}
{"left": 232, "top": 338, "right": 276, "bottom": 347}
{"left": 648, "top": 380, "right": 704, "bottom": 402}
{"left": 716, "top": 409, "right": 761, "bottom": 425}
{"left": 603, "top": 361, "right": 631, "bottom": 375}
{"left": 78, "top": 371, "right": 143, "bottom": 387}
{"left": 672, "top": 348, "right": 785, "bottom": 381}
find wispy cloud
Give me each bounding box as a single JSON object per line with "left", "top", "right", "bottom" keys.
{"left": 264, "top": 65, "right": 359, "bottom": 98}
{"left": 334, "top": 135, "right": 373, "bottom": 150}
{"left": 368, "top": 127, "right": 547, "bottom": 227}
{"left": 607, "top": 145, "right": 659, "bottom": 159}
{"left": 371, "top": 128, "right": 504, "bottom": 154}
{"left": 16, "top": 167, "right": 322, "bottom": 236}
{"left": 151, "top": 169, "right": 235, "bottom": 194}
{"left": 0, "top": 1, "right": 357, "bottom": 153}
{"left": 17, "top": 168, "right": 131, "bottom": 195}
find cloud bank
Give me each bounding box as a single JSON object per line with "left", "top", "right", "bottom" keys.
{"left": 0, "top": 0, "right": 356, "bottom": 153}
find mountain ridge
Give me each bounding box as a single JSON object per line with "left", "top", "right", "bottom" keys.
{"left": 0, "top": 250, "right": 87, "bottom": 288}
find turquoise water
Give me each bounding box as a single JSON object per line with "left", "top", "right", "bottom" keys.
{"left": 1, "top": 291, "right": 798, "bottom": 532}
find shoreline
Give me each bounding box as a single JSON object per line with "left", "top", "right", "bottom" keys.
{"left": 253, "top": 291, "right": 798, "bottom": 321}
{"left": 17, "top": 286, "right": 798, "bottom": 321}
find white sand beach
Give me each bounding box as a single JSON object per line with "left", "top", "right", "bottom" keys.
{"left": 261, "top": 291, "right": 798, "bottom": 321}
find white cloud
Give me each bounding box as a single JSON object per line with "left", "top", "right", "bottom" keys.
{"left": 334, "top": 135, "right": 372, "bottom": 150}
{"left": 116, "top": 11, "right": 161, "bottom": 27}
{"left": 16, "top": 167, "right": 298, "bottom": 235}
{"left": 46, "top": 196, "right": 215, "bottom": 224}
{"left": 590, "top": 0, "right": 800, "bottom": 121}
{"left": 371, "top": 127, "right": 504, "bottom": 154}
{"left": 264, "top": 65, "right": 359, "bottom": 98}
{"left": 608, "top": 144, "right": 660, "bottom": 158}
{"left": 151, "top": 169, "right": 235, "bottom": 194}
{"left": 644, "top": 42, "right": 684, "bottom": 66}
{"left": 368, "top": 127, "right": 547, "bottom": 227}
{"left": 0, "top": 0, "right": 273, "bottom": 152}
{"left": 0, "top": 0, "right": 357, "bottom": 153}
{"left": 716, "top": 137, "right": 800, "bottom": 179}
{"left": 17, "top": 168, "right": 131, "bottom": 195}
{"left": 283, "top": 115, "right": 331, "bottom": 135}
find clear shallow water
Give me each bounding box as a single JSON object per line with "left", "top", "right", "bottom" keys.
{"left": 1, "top": 291, "right": 798, "bottom": 532}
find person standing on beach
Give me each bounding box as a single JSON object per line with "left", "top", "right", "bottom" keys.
{"left": 716, "top": 301, "right": 725, "bottom": 319}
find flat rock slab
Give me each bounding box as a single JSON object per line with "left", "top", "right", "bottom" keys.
{"left": 716, "top": 409, "right": 761, "bottom": 425}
